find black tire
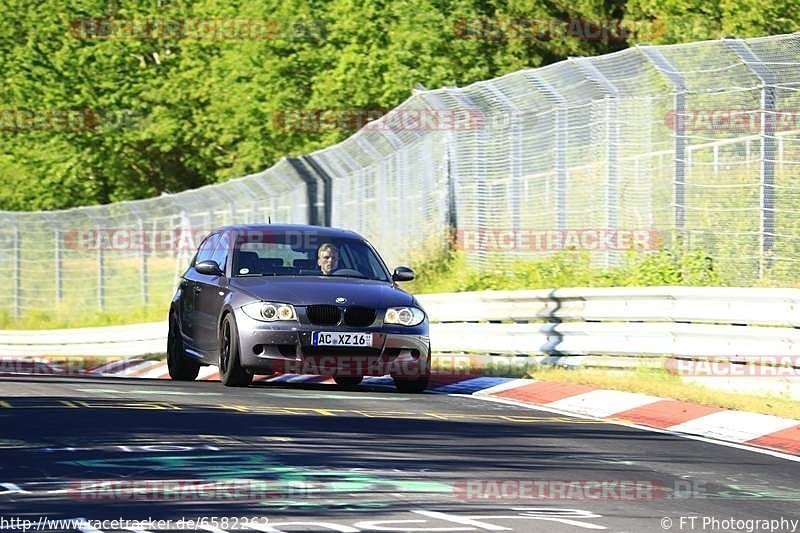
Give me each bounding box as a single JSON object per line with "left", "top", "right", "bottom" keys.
{"left": 333, "top": 376, "right": 363, "bottom": 387}
{"left": 394, "top": 376, "right": 428, "bottom": 393}
{"left": 219, "top": 314, "right": 253, "bottom": 387}
{"left": 167, "top": 314, "right": 200, "bottom": 381}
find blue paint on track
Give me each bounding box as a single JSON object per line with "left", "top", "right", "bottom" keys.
{"left": 360, "top": 375, "right": 513, "bottom": 394}
{"left": 429, "top": 377, "right": 512, "bottom": 394}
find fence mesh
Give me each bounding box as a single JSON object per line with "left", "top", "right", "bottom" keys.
{"left": 2, "top": 34, "right": 800, "bottom": 320}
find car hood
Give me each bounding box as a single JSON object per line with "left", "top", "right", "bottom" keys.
{"left": 229, "top": 276, "right": 416, "bottom": 308}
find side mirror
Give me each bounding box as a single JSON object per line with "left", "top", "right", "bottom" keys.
{"left": 392, "top": 266, "right": 415, "bottom": 282}
{"left": 195, "top": 260, "right": 223, "bottom": 276}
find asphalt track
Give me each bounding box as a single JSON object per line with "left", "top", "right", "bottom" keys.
{"left": 0, "top": 375, "right": 798, "bottom": 532}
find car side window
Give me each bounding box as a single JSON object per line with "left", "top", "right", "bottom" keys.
{"left": 193, "top": 233, "right": 218, "bottom": 266}
{"left": 211, "top": 232, "right": 229, "bottom": 274}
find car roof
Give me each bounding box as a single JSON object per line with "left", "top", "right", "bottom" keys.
{"left": 216, "top": 223, "right": 363, "bottom": 240}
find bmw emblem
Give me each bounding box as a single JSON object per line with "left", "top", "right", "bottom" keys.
{"left": 335, "top": 297, "right": 347, "bottom": 304}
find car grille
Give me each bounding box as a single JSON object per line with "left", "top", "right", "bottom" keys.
{"left": 306, "top": 305, "right": 341, "bottom": 326}
{"left": 343, "top": 306, "right": 375, "bottom": 327}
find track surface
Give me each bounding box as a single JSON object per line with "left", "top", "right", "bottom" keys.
{"left": 0, "top": 375, "right": 798, "bottom": 532}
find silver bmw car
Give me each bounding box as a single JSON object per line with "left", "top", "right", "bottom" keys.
{"left": 167, "top": 224, "right": 430, "bottom": 392}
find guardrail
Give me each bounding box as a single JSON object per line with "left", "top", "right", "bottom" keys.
{"left": 0, "top": 322, "right": 167, "bottom": 356}
{"left": 418, "top": 287, "right": 800, "bottom": 358}
{"left": 2, "top": 286, "right": 797, "bottom": 400}
{"left": 2, "top": 287, "right": 799, "bottom": 386}
{"left": 419, "top": 287, "right": 800, "bottom": 400}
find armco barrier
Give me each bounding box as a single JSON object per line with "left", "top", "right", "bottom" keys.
{"left": 0, "top": 322, "right": 167, "bottom": 357}
{"left": 417, "top": 287, "right": 800, "bottom": 328}
{"left": 3, "top": 286, "right": 800, "bottom": 366}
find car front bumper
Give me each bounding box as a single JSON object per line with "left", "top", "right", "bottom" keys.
{"left": 233, "top": 308, "right": 430, "bottom": 378}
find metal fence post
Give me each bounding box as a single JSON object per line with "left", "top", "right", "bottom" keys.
{"left": 301, "top": 155, "right": 333, "bottom": 226}
{"left": 571, "top": 58, "right": 620, "bottom": 265}
{"left": 138, "top": 217, "right": 148, "bottom": 306}
{"left": 127, "top": 205, "right": 149, "bottom": 306}
{"left": 98, "top": 230, "right": 105, "bottom": 312}
{"left": 286, "top": 157, "right": 321, "bottom": 225}
{"left": 13, "top": 223, "right": 21, "bottom": 320}
{"left": 639, "top": 45, "right": 689, "bottom": 245}
{"left": 452, "top": 93, "right": 487, "bottom": 267}
{"left": 724, "top": 37, "right": 777, "bottom": 279}
{"left": 484, "top": 85, "right": 521, "bottom": 241}
{"left": 417, "top": 91, "right": 459, "bottom": 245}
{"left": 174, "top": 211, "right": 191, "bottom": 288}
{"left": 445, "top": 128, "right": 457, "bottom": 234}
{"left": 83, "top": 212, "right": 106, "bottom": 312}
{"left": 54, "top": 227, "right": 62, "bottom": 303}
{"left": 524, "top": 73, "right": 568, "bottom": 229}
{"left": 44, "top": 214, "right": 63, "bottom": 303}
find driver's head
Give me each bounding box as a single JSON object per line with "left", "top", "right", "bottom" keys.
{"left": 317, "top": 243, "right": 339, "bottom": 275}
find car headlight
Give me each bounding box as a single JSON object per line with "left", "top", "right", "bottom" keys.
{"left": 241, "top": 302, "right": 297, "bottom": 322}
{"left": 384, "top": 307, "right": 425, "bottom": 326}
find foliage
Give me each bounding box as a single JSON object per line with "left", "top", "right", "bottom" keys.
{"left": 406, "top": 246, "right": 721, "bottom": 293}
{"left": 2, "top": 0, "right": 796, "bottom": 210}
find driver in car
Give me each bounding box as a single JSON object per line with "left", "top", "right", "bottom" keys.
{"left": 317, "top": 242, "right": 339, "bottom": 276}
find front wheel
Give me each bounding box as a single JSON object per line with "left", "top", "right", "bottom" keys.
{"left": 219, "top": 314, "right": 253, "bottom": 387}
{"left": 167, "top": 314, "right": 200, "bottom": 381}
{"left": 394, "top": 376, "right": 428, "bottom": 393}
{"left": 393, "top": 346, "right": 430, "bottom": 393}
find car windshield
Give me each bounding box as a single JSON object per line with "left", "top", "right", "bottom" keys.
{"left": 231, "top": 231, "right": 390, "bottom": 282}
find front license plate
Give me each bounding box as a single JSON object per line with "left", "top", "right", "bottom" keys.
{"left": 312, "top": 332, "right": 372, "bottom": 346}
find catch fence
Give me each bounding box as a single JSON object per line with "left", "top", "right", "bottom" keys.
{"left": 2, "top": 33, "right": 800, "bottom": 320}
